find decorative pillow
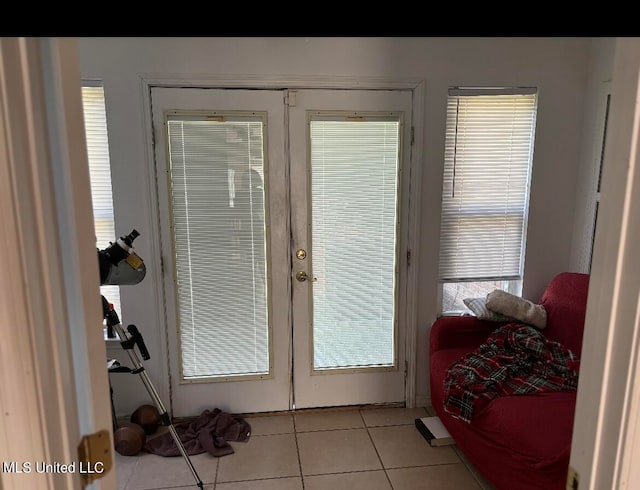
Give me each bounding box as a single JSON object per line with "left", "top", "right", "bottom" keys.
{"left": 486, "top": 289, "right": 547, "bottom": 329}
{"left": 463, "top": 297, "right": 516, "bottom": 322}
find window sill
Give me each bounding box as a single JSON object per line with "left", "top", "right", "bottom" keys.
{"left": 438, "top": 312, "right": 473, "bottom": 318}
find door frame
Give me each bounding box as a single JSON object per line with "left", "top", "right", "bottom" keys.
{"left": 140, "top": 75, "right": 425, "bottom": 410}
{"left": 0, "top": 37, "right": 114, "bottom": 490}
{"left": 570, "top": 38, "right": 640, "bottom": 490}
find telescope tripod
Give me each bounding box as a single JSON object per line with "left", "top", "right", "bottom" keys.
{"left": 103, "top": 296, "right": 204, "bottom": 489}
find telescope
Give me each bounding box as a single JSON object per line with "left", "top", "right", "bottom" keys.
{"left": 98, "top": 229, "right": 146, "bottom": 286}
{"left": 99, "top": 229, "right": 203, "bottom": 489}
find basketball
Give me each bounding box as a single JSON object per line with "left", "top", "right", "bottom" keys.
{"left": 131, "top": 404, "right": 162, "bottom": 435}
{"left": 114, "top": 422, "right": 146, "bottom": 456}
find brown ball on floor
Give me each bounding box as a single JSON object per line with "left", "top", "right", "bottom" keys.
{"left": 114, "top": 422, "right": 146, "bottom": 456}
{"left": 131, "top": 404, "right": 162, "bottom": 435}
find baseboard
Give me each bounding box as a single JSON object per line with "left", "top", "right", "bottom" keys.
{"left": 415, "top": 394, "right": 431, "bottom": 408}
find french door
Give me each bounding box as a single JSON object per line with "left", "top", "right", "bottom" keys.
{"left": 151, "top": 87, "right": 412, "bottom": 416}
{"left": 289, "top": 90, "right": 411, "bottom": 408}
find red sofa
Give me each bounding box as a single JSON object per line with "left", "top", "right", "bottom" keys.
{"left": 429, "top": 272, "right": 589, "bottom": 490}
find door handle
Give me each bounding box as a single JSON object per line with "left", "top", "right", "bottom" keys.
{"left": 295, "top": 271, "right": 317, "bottom": 282}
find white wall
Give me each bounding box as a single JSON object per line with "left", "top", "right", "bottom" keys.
{"left": 78, "top": 37, "right": 591, "bottom": 415}
{"left": 570, "top": 38, "right": 616, "bottom": 272}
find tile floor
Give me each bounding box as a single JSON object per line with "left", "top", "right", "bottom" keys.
{"left": 115, "top": 407, "right": 494, "bottom": 490}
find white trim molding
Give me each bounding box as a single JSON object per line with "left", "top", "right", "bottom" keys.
{"left": 140, "top": 73, "right": 423, "bottom": 91}
{"left": 404, "top": 80, "right": 425, "bottom": 407}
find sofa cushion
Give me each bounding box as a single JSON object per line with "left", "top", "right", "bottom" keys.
{"left": 540, "top": 273, "right": 589, "bottom": 356}
{"left": 431, "top": 347, "right": 474, "bottom": 386}
{"left": 429, "top": 316, "right": 502, "bottom": 353}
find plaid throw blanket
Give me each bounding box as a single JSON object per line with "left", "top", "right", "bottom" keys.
{"left": 443, "top": 323, "right": 580, "bottom": 423}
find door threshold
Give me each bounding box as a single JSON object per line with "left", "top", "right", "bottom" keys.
{"left": 239, "top": 401, "right": 405, "bottom": 418}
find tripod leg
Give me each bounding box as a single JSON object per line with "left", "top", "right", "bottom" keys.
{"left": 110, "top": 383, "right": 118, "bottom": 432}
{"left": 113, "top": 322, "right": 204, "bottom": 489}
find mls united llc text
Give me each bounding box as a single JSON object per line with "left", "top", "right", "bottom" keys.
{"left": 2, "top": 461, "right": 105, "bottom": 474}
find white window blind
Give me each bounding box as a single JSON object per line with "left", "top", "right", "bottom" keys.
{"left": 310, "top": 118, "right": 400, "bottom": 370}
{"left": 167, "top": 116, "right": 269, "bottom": 379}
{"left": 439, "top": 89, "right": 537, "bottom": 284}
{"left": 81, "top": 86, "right": 120, "bottom": 315}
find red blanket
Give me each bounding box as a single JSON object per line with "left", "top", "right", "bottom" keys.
{"left": 443, "top": 323, "right": 580, "bottom": 423}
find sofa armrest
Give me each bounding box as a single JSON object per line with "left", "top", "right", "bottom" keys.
{"left": 430, "top": 316, "right": 505, "bottom": 354}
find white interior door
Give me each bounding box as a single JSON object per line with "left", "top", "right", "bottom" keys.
{"left": 289, "top": 89, "right": 412, "bottom": 408}
{"left": 151, "top": 88, "right": 291, "bottom": 416}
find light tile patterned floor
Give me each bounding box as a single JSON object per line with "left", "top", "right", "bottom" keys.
{"left": 115, "top": 407, "right": 494, "bottom": 490}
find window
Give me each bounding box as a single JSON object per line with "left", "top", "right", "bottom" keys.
{"left": 439, "top": 88, "right": 538, "bottom": 314}
{"left": 309, "top": 118, "right": 400, "bottom": 369}
{"left": 166, "top": 115, "right": 269, "bottom": 378}
{"left": 81, "top": 85, "right": 121, "bottom": 317}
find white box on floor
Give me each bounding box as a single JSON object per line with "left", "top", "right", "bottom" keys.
{"left": 415, "top": 416, "right": 455, "bottom": 447}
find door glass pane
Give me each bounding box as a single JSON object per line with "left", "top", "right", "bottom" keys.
{"left": 167, "top": 115, "right": 269, "bottom": 379}
{"left": 310, "top": 118, "right": 400, "bottom": 370}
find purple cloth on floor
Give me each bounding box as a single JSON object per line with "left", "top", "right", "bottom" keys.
{"left": 145, "top": 408, "right": 251, "bottom": 457}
